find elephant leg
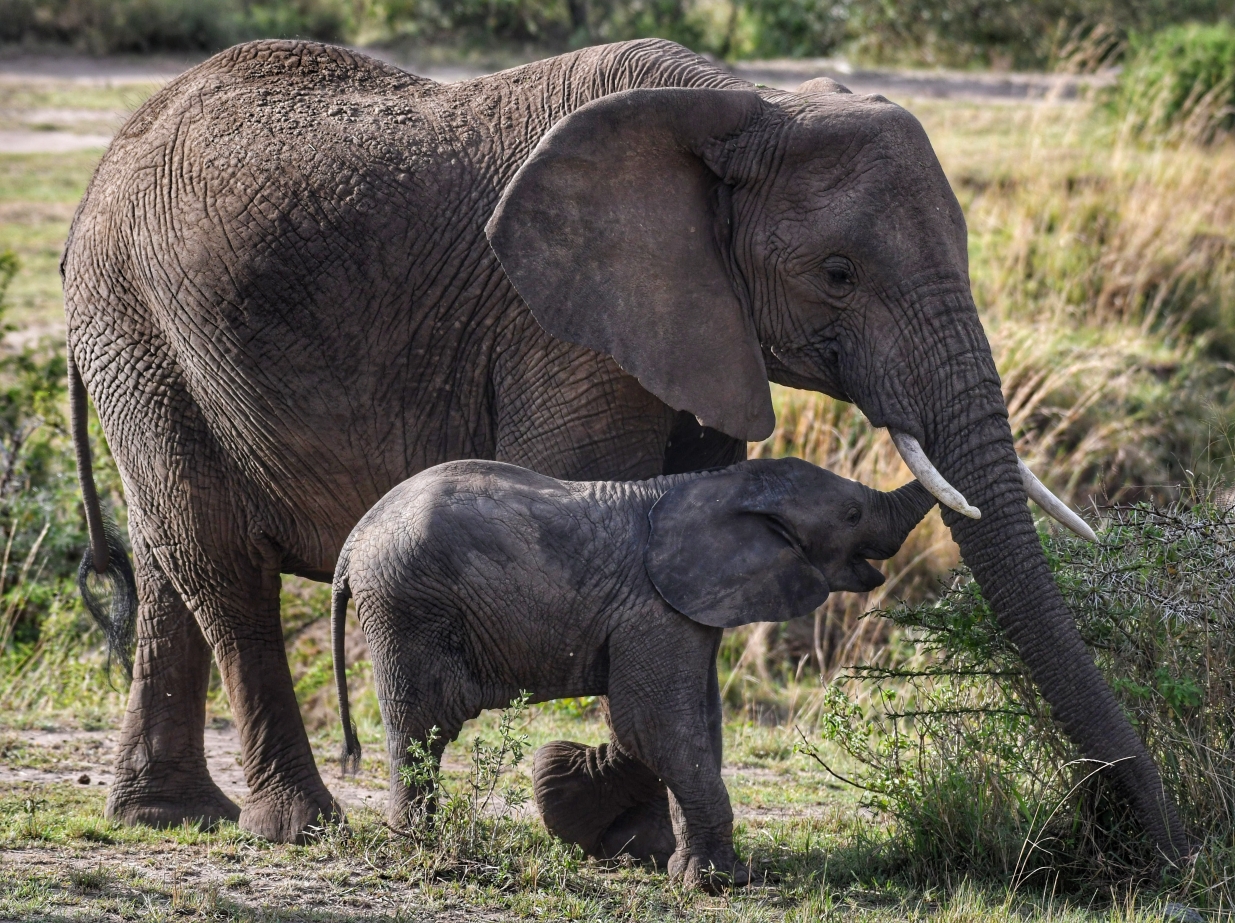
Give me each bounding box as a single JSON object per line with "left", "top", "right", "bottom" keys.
{"left": 193, "top": 542, "right": 339, "bottom": 843}
{"left": 105, "top": 524, "right": 238, "bottom": 829}
{"left": 382, "top": 701, "right": 471, "bottom": 829}
{"left": 662, "top": 410, "right": 747, "bottom": 474}
{"left": 363, "top": 621, "right": 479, "bottom": 828}
{"left": 498, "top": 335, "right": 682, "bottom": 861}
{"left": 608, "top": 633, "right": 747, "bottom": 891}
{"left": 532, "top": 738, "right": 673, "bottom": 865}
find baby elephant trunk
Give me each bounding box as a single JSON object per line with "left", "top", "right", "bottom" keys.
{"left": 875, "top": 480, "right": 937, "bottom": 554}
{"left": 332, "top": 572, "right": 362, "bottom": 775}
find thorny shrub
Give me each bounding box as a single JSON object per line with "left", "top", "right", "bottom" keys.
{"left": 809, "top": 504, "right": 1235, "bottom": 907}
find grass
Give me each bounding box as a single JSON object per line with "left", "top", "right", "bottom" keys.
{"left": 1, "top": 68, "right": 1233, "bottom": 920}
{"left": 0, "top": 768, "right": 1203, "bottom": 921}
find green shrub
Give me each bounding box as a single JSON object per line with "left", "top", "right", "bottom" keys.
{"left": 0, "top": 250, "right": 127, "bottom": 722}
{"left": 810, "top": 504, "right": 1235, "bottom": 906}
{"left": 0, "top": 0, "right": 349, "bottom": 52}
{"left": 736, "top": 0, "right": 846, "bottom": 60}
{"left": 1116, "top": 22, "right": 1235, "bottom": 145}
{"left": 842, "top": 1, "right": 1229, "bottom": 70}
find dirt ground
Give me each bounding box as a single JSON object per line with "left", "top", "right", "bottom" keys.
{"left": 0, "top": 726, "right": 390, "bottom": 814}
{"left": 0, "top": 723, "right": 823, "bottom": 824}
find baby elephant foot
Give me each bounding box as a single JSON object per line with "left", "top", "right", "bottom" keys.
{"left": 533, "top": 740, "right": 665, "bottom": 858}
{"left": 668, "top": 844, "right": 750, "bottom": 892}
{"left": 598, "top": 794, "right": 675, "bottom": 867}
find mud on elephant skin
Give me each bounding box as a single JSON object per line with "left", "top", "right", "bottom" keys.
{"left": 330, "top": 458, "right": 935, "bottom": 888}
{"left": 66, "top": 36, "right": 1182, "bottom": 856}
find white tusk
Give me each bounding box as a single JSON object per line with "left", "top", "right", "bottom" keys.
{"left": 890, "top": 432, "right": 981, "bottom": 520}
{"left": 1018, "top": 460, "right": 1098, "bottom": 543}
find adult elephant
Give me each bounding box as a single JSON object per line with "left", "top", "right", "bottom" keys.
{"left": 63, "top": 38, "right": 1186, "bottom": 858}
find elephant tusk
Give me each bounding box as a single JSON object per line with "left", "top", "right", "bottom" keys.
{"left": 1018, "top": 460, "right": 1098, "bottom": 543}
{"left": 890, "top": 432, "right": 981, "bottom": 520}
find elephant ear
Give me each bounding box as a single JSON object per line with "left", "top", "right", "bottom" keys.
{"left": 485, "top": 88, "right": 776, "bottom": 443}
{"left": 645, "top": 468, "right": 830, "bottom": 628}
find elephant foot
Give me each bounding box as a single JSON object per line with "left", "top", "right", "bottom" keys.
{"left": 533, "top": 740, "right": 666, "bottom": 859}
{"left": 239, "top": 784, "right": 341, "bottom": 844}
{"left": 668, "top": 845, "right": 750, "bottom": 892}
{"left": 106, "top": 763, "right": 240, "bottom": 831}
{"left": 598, "top": 794, "right": 676, "bottom": 867}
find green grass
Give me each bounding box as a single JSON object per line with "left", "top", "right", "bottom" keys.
{"left": 0, "top": 152, "right": 104, "bottom": 204}
{"left": 0, "top": 763, "right": 1202, "bottom": 922}
{"left": 0, "top": 83, "right": 162, "bottom": 114}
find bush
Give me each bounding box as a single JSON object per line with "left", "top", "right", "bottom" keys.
{"left": 736, "top": 0, "right": 846, "bottom": 60}
{"left": 810, "top": 504, "right": 1235, "bottom": 906}
{"left": 844, "top": 0, "right": 1230, "bottom": 70}
{"left": 1115, "top": 22, "right": 1235, "bottom": 145}
{"left": 1, "top": 0, "right": 1231, "bottom": 63}
{"left": 0, "top": 250, "right": 127, "bottom": 722}
{"left": 372, "top": 0, "right": 574, "bottom": 45}
{"left": 0, "top": 0, "right": 349, "bottom": 52}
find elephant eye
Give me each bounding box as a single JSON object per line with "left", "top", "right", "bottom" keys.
{"left": 818, "top": 256, "right": 857, "bottom": 298}
{"left": 844, "top": 505, "right": 861, "bottom": 526}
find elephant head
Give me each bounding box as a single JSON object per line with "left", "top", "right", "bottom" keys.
{"left": 487, "top": 81, "right": 1188, "bottom": 859}
{"left": 645, "top": 459, "right": 936, "bottom": 628}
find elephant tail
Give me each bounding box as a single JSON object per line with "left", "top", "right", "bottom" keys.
{"left": 332, "top": 569, "right": 361, "bottom": 775}
{"left": 69, "top": 351, "right": 138, "bottom": 679}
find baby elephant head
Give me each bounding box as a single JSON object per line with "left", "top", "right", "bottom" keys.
{"left": 646, "top": 458, "right": 936, "bottom": 628}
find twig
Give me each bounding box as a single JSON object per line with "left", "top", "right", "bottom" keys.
{"left": 793, "top": 725, "right": 876, "bottom": 792}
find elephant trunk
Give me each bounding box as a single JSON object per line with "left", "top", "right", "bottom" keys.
{"left": 924, "top": 375, "right": 1188, "bottom": 861}
{"left": 876, "top": 480, "right": 937, "bottom": 551}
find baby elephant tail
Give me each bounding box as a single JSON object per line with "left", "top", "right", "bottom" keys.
{"left": 332, "top": 570, "right": 361, "bottom": 775}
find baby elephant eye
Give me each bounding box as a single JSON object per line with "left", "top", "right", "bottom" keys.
{"left": 844, "top": 505, "right": 862, "bottom": 526}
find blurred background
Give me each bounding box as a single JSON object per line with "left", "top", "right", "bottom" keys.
{"left": 0, "top": 0, "right": 1226, "bottom": 67}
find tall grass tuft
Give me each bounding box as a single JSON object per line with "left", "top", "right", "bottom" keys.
{"left": 808, "top": 504, "right": 1235, "bottom": 907}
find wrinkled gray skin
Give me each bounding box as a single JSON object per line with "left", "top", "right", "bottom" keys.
{"left": 331, "top": 458, "right": 936, "bottom": 887}
{"left": 63, "top": 38, "right": 1187, "bottom": 857}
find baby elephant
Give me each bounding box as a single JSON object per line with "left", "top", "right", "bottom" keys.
{"left": 332, "top": 457, "right": 934, "bottom": 888}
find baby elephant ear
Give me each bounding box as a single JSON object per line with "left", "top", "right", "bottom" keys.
{"left": 645, "top": 470, "right": 830, "bottom": 629}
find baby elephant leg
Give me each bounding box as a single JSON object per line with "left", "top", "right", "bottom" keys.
{"left": 609, "top": 632, "right": 748, "bottom": 891}
{"left": 377, "top": 670, "right": 477, "bottom": 828}
{"left": 533, "top": 739, "right": 674, "bottom": 865}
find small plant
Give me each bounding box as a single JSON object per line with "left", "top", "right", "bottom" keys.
{"left": 812, "top": 503, "right": 1235, "bottom": 907}
{"left": 2, "top": 796, "right": 51, "bottom": 841}
{"left": 67, "top": 865, "right": 110, "bottom": 893}
{"left": 393, "top": 692, "right": 534, "bottom": 876}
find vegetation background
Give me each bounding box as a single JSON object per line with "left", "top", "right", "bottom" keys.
{"left": 0, "top": 0, "right": 1229, "bottom": 65}
{"left": 2, "top": 8, "right": 1235, "bottom": 922}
